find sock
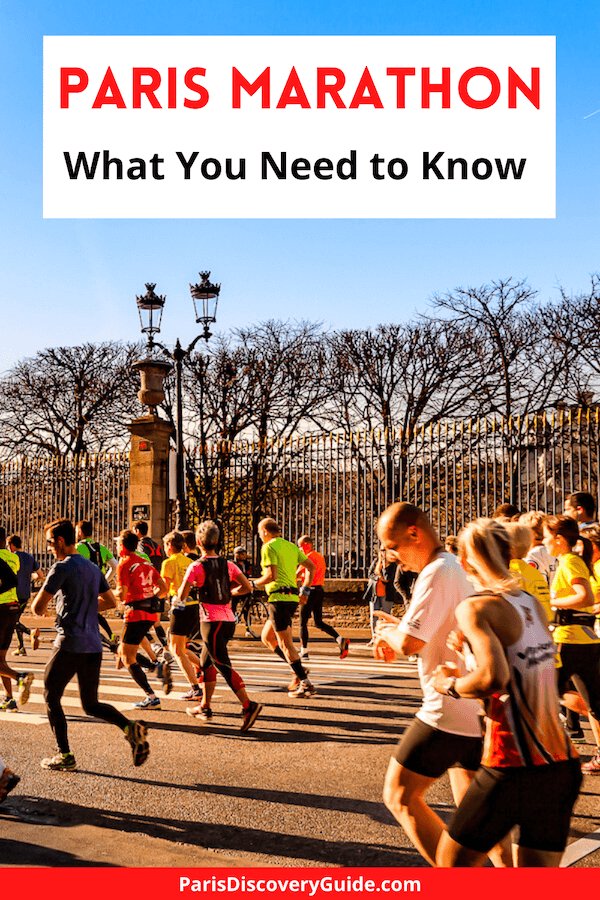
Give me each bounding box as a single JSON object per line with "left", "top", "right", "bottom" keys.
{"left": 291, "top": 659, "right": 307, "bottom": 680}
{"left": 136, "top": 653, "right": 156, "bottom": 671}
{"left": 128, "top": 663, "right": 153, "bottom": 695}
{"left": 273, "top": 646, "right": 286, "bottom": 661}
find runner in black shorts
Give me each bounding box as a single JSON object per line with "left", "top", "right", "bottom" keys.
{"left": 434, "top": 518, "right": 581, "bottom": 866}
{"left": 375, "top": 503, "right": 511, "bottom": 867}
{"left": 179, "top": 520, "right": 263, "bottom": 732}
{"left": 115, "top": 530, "right": 171, "bottom": 711}
{"left": 253, "top": 518, "right": 316, "bottom": 699}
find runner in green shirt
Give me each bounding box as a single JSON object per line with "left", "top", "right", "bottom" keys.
{"left": 253, "top": 518, "right": 316, "bottom": 698}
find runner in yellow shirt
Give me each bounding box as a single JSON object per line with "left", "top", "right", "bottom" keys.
{"left": 161, "top": 531, "right": 199, "bottom": 700}
{"left": 543, "top": 515, "right": 600, "bottom": 775}
{"left": 505, "top": 523, "right": 553, "bottom": 622}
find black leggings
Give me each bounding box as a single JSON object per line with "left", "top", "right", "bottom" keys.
{"left": 15, "top": 600, "right": 31, "bottom": 649}
{"left": 557, "top": 642, "right": 600, "bottom": 721}
{"left": 300, "top": 586, "right": 339, "bottom": 647}
{"left": 200, "top": 620, "right": 245, "bottom": 696}
{"left": 44, "top": 648, "right": 129, "bottom": 754}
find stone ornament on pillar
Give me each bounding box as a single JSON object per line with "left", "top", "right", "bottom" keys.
{"left": 132, "top": 358, "right": 173, "bottom": 414}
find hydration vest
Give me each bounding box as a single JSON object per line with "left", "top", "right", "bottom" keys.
{"left": 199, "top": 557, "right": 232, "bottom": 606}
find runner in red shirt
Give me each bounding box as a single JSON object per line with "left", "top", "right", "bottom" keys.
{"left": 296, "top": 535, "right": 349, "bottom": 663}
{"left": 116, "top": 530, "right": 171, "bottom": 710}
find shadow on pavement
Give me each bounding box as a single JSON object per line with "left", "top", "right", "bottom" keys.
{"left": 3, "top": 794, "right": 423, "bottom": 867}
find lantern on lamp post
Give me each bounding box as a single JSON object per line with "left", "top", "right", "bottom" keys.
{"left": 133, "top": 271, "right": 221, "bottom": 531}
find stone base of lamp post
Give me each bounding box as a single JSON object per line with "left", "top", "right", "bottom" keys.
{"left": 127, "top": 415, "right": 174, "bottom": 542}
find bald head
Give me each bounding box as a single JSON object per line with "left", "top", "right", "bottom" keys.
{"left": 258, "top": 518, "right": 280, "bottom": 541}
{"left": 377, "top": 503, "right": 441, "bottom": 573}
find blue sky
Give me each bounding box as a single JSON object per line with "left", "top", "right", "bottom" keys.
{"left": 1, "top": 1, "right": 598, "bottom": 372}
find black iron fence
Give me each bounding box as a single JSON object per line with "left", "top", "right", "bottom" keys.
{"left": 0, "top": 453, "right": 129, "bottom": 569}
{"left": 1, "top": 409, "right": 598, "bottom": 578}
{"left": 185, "top": 408, "right": 600, "bottom": 576}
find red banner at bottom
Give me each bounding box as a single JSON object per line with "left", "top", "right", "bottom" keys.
{"left": 0, "top": 867, "right": 595, "bottom": 900}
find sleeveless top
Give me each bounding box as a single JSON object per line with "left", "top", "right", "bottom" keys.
{"left": 480, "top": 590, "right": 577, "bottom": 768}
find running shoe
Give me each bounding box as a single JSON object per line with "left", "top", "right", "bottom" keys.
{"left": 40, "top": 752, "right": 77, "bottom": 771}
{"left": 156, "top": 659, "right": 173, "bottom": 695}
{"left": 287, "top": 666, "right": 310, "bottom": 692}
{"left": 365, "top": 639, "right": 375, "bottom": 648}
{"left": 287, "top": 674, "right": 300, "bottom": 692}
{"left": 181, "top": 685, "right": 202, "bottom": 701}
{"left": 288, "top": 679, "right": 317, "bottom": 698}
{"left": 11, "top": 647, "right": 26, "bottom": 657}
{"left": 582, "top": 754, "right": 600, "bottom": 775}
{"left": 568, "top": 728, "right": 586, "bottom": 744}
{"left": 124, "top": 720, "right": 150, "bottom": 767}
{"left": 186, "top": 705, "right": 213, "bottom": 722}
{"left": 300, "top": 650, "right": 310, "bottom": 661}
{"left": 240, "top": 701, "right": 263, "bottom": 733}
{"left": 30, "top": 628, "right": 41, "bottom": 650}
{"left": 151, "top": 642, "right": 164, "bottom": 657}
{"left": 162, "top": 649, "right": 173, "bottom": 664}
{"left": 0, "top": 698, "right": 18, "bottom": 712}
{"left": 339, "top": 637, "right": 350, "bottom": 660}
{"left": 134, "top": 695, "right": 161, "bottom": 710}
{"left": 17, "top": 672, "right": 34, "bottom": 706}
{"left": 0, "top": 767, "right": 20, "bottom": 802}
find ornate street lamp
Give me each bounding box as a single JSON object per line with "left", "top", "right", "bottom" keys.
{"left": 133, "top": 271, "right": 220, "bottom": 531}
{"left": 136, "top": 283, "right": 166, "bottom": 351}
{"left": 190, "top": 271, "right": 221, "bottom": 341}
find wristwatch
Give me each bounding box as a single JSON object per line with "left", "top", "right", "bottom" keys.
{"left": 446, "top": 676, "right": 461, "bottom": 699}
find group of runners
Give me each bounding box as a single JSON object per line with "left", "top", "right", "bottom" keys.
{"left": 1, "top": 492, "right": 599, "bottom": 869}
{"left": 0, "top": 515, "right": 351, "bottom": 795}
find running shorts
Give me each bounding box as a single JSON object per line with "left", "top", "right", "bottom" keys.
{"left": 169, "top": 603, "right": 200, "bottom": 638}
{"left": 448, "top": 758, "right": 582, "bottom": 853}
{"left": 122, "top": 620, "right": 152, "bottom": 645}
{"left": 394, "top": 718, "right": 483, "bottom": 778}
{"left": 0, "top": 603, "right": 19, "bottom": 651}
{"left": 268, "top": 601, "right": 298, "bottom": 632}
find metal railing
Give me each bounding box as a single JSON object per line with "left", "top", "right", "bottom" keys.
{"left": 1, "top": 409, "right": 598, "bottom": 578}
{"left": 0, "top": 453, "right": 129, "bottom": 569}
{"left": 185, "top": 408, "right": 600, "bottom": 576}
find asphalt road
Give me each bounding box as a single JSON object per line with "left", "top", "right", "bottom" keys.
{"left": 1, "top": 622, "right": 599, "bottom": 868}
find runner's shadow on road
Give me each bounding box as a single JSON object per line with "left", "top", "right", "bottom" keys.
{"left": 192, "top": 782, "right": 397, "bottom": 826}
{"left": 7, "top": 796, "right": 422, "bottom": 867}
{"left": 0, "top": 834, "right": 115, "bottom": 867}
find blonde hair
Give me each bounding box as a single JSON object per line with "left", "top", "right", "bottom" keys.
{"left": 504, "top": 522, "right": 533, "bottom": 560}
{"left": 459, "top": 518, "right": 520, "bottom": 594}
{"left": 519, "top": 510, "right": 546, "bottom": 541}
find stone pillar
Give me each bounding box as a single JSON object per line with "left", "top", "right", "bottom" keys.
{"left": 128, "top": 357, "right": 174, "bottom": 542}
{"left": 127, "top": 416, "right": 173, "bottom": 541}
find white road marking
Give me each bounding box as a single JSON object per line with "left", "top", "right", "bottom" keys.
{"left": 561, "top": 828, "right": 600, "bottom": 867}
